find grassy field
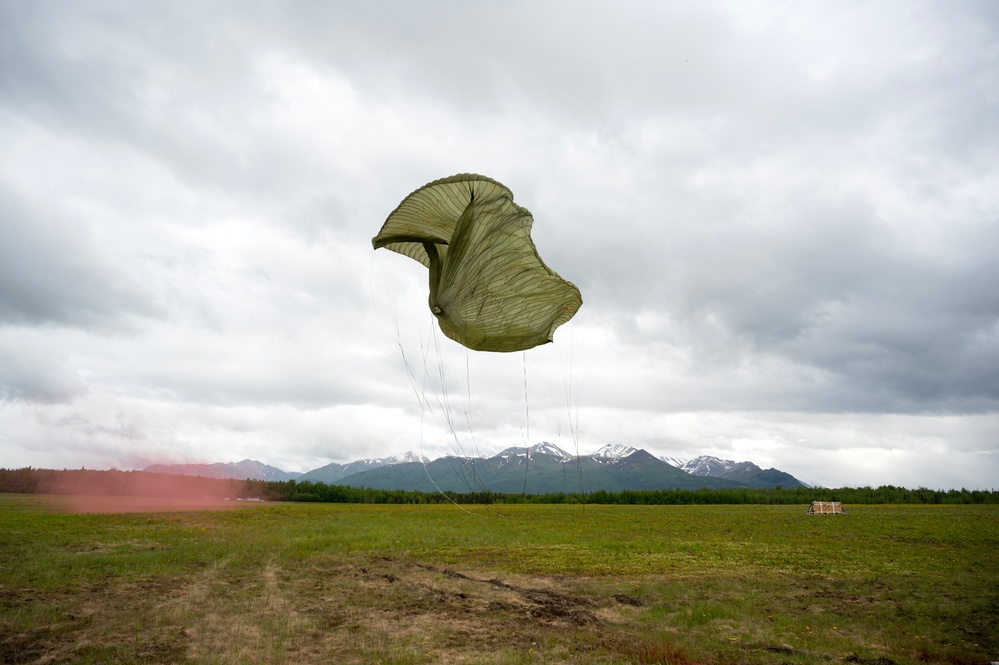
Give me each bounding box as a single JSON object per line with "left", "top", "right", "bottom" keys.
{"left": 1, "top": 496, "right": 996, "bottom": 664}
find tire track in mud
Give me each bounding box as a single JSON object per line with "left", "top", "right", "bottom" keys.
{"left": 438, "top": 568, "right": 599, "bottom": 625}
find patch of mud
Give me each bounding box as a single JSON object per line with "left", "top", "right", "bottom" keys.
{"left": 0, "top": 626, "right": 48, "bottom": 665}
{"left": 441, "top": 568, "right": 599, "bottom": 625}
{"left": 845, "top": 654, "right": 898, "bottom": 665}
{"left": 612, "top": 593, "right": 643, "bottom": 607}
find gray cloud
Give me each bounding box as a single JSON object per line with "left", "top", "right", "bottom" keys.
{"left": 0, "top": 332, "right": 86, "bottom": 403}
{"left": 0, "top": 186, "right": 154, "bottom": 329}
{"left": 0, "top": 1, "right": 996, "bottom": 486}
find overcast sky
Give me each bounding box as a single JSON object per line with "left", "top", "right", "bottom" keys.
{"left": 2, "top": 1, "right": 997, "bottom": 489}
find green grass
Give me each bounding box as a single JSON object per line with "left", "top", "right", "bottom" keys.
{"left": 1, "top": 496, "right": 996, "bottom": 664}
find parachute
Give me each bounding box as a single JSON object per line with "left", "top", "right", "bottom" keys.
{"left": 372, "top": 173, "right": 582, "bottom": 353}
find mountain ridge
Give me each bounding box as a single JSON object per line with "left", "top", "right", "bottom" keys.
{"left": 143, "top": 458, "right": 301, "bottom": 482}
{"left": 336, "top": 443, "right": 807, "bottom": 493}
{"left": 679, "top": 455, "right": 807, "bottom": 488}
{"left": 143, "top": 445, "right": 807, "bottom": 491}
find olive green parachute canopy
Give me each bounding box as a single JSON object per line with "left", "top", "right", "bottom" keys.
{"left": 372, "top": 173, "right": 582, "bottom": 353}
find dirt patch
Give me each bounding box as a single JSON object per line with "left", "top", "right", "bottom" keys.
{"left": 0, "top": 626, "right": 49, "bottom": 665}
{"left": 612, "top": 593, "right": 643, "bottom": 607}
{"left": 1, "top": 552, "right": 661, "bottom": 664}
{"left": 845, "top": 654, "right": 898, "bottom": 665}
{"left": 441, "top": 568, "right": 599, "bottom": 625}
{"left": 283, "top": 557, "right": 638, "bottom": 663}
{"left": 0, "top": 581, "right": 190, "bottom": 665}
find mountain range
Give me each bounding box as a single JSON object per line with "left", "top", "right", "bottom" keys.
{"left": 144, "top": 459, "right": 300, "bottom": 482}
{"left": 144, "top": 444, "right": 806, "bottom": 493}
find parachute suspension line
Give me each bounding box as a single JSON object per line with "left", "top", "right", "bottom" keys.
{"left": 462, "top": 353, "right": 486, "bottom": 490}
{"left": 430, "top": 327, "right": 457, "bottom": 449}
{"left": 427, "top": 325, "right": 503, "bottom": 515}
{"left": 395, "top": 335, "right": 467, "bottom": 512}
{"left": 391, "top": 318, "right": 478, "bottom": 516}
{"left": 566, "top": 334, "right": 585, "bottom": 503}
{"left": 427, "top": 323, "right": 493, "bottom": 497}
{"left": 433, "top": 329, "right": 478, "bottom": 494}
{"left": 524, "top": 352, "right": 532, "bottom": 445}
{"left": 543, "top": 347, "right": 572, "bottom": 495}
{"left": 464, "top": 354, "right": 483, "bottom": 457}
{"left": 550, "top": 340, "right": 583, "bottom": 501}
{"left": 379, "top": 265, "right": 457, "bottom": 505}
{"left": 393, "top": 322, "right": 433, "bottom": 464}
{"left": 427, "top": 325, "right": 472, "bottom": 488}
{"left": 521, "top": 351, "right": 530, "bottom": 496}
{"left": 393, "top": 315, "right": 497, "bottom": 514}
{"left": 456, "top": 350, "right": 507, "bottom": 516}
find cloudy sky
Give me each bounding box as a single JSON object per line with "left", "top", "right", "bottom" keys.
{"left": 2, "top": 1, "right": 997, "bottom": 489}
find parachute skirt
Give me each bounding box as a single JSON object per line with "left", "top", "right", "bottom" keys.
{"left": 372, "top": 173, "right": 582, "bottom": 353}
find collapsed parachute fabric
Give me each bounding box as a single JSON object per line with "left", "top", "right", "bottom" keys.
{"left": 372, "top": 174, "right": 582, "bottom": 353}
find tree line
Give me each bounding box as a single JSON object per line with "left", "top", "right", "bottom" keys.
{"left": 2, "top": 467, "right": 996, "bottom": 505}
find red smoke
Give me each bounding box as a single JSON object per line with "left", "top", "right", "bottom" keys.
{"left": 13, "top": 468, "right": 262, "bottom": 514}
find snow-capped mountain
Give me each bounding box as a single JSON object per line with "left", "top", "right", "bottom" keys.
{"left": 144, "top": 447, "right": 806, "bottom": 492}
{"left": 144, "top": 459, "right": 301, "bottom": 481}
{"left": 658, "top": 455, "right": 687, "bottom": 469}
{"left": 336, "top": 444, "right": 763, "bottom": 494}
{"left": 297, "top": 451, "right": 428, "bottom": 484}
{"left": 681, "top": 455, "right": 743, "bottom": 477}
{"left": 497, "top": 441, "right": 573, "bottom": 460}
{"left": 593, "top": 443, "right": 637, "bottom": 461}
{"left": 679, "top": 455, "right": 806, "bottom": 488}
{"left": 386, "top": 451, "right": 428, "bottom": 464}
{"left": 347, "top": 451, "right": 429, "bottom": 468}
